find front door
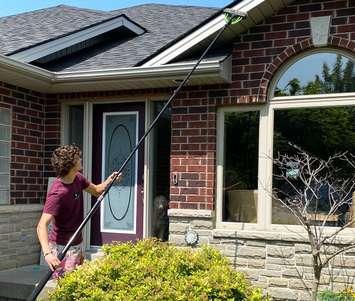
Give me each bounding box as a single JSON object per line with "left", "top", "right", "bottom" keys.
{"left": 91, "top": 103, "right": 145, "bottom": 246}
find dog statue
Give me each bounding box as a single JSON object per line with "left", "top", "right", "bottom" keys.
{"left": 152, "top": 195, "right": 169, "bottom": 241}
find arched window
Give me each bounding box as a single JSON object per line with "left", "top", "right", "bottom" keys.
{"left": 273, "top": 51, "right": 355, "bottom": 97}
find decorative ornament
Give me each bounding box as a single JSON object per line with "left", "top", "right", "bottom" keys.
{"left": 184, "top": 227, "right": 199, "bottom": 246}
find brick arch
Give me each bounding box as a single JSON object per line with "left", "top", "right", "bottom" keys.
{"left": 257, "top": 36, "right": 355, "bottom": 101}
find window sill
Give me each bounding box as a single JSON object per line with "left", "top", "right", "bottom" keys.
{"left": 214, "top": 223, "right": 355, "bottom": 245}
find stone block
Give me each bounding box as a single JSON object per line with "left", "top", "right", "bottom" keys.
{"left": 248, "top": 259, "right": 265, "bottom": 268}
{"left": 268, "top": 277, "right": 288, "bottom": 287}
{"left": 266, "top": 257, "right": 295, "bottom": 266}
{"left": 295, "top": 254, "right": 313, "bottom": 266}
{"left": 234, "top": 258, "right": 248, "bottom": 267}
{"left": 245, "top": 240, "right": 266, "bottom": 247}
{"left": 191, "top": 219, "right": 213, "bottom": 229}
{"left": 282, "top": 267, "right": 313, "bottom": 278}
{"left": 237, "top": 230, "right": 282, "bottom": 241}
{"left": 267, "top": 246, "right": 294, "bottom": 258}
{"left": 0, "top": 259, "right": 17, "bottom": 271}
{"left": 297, "top": 290, "right": 312, "bottom": 301}
{"left": 288, "top": 279, "right": 313, "bottom": 290}
{"left": 237, "top": 246, "right": 266, "bottom": 259}
{"left": 169, "top": 234, "right": 186, "bottom": 246}
{"left": 237, "top": 268, "right": 261, "bottom": 281}
{"left": 213, "top": 229, "right": 237, "bottom": 238}
{"left": 260, "top": 269, "right": 282, "bottom": 277}
{"left": 266, "top": 264, "right": 283, "bottom": 271}
{"left": 268, "top": 287, "right": 298, "bottom": 300}
{"left": 333, "top": 256, "right": 355, "bottom": 268}
{"left": 0, "top": 224, "right": 10, "bottom": 234}
{"left": 221, "top": 248, "right": 238, "bottom": 257}
{"left": 295, "top": 243, "right": 311, "bottom": 253}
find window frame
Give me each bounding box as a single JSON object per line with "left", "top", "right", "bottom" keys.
{"left": 216, "top": 105, "right": 267, "bottom": 230}
{"left": 0, "top": 107, "right": 11, "bottom": 205}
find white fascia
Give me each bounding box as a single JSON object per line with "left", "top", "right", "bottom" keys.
{"left": 8, "top": 16, "right": 145, "bottom": 63}
{"left": 143, "top": 0, "right": 266, "bottom": 67}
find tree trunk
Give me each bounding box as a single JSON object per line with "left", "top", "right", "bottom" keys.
{"left": 312, "top": 259, "right": 322, "bottom": 301}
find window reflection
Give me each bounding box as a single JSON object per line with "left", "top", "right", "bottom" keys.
{"left": 272, "top": 106, "right": 355, "bottom": 226}
{"left": 274, "top": 52, "right": 355, "bottom": 97}
{"left": 223, "top": 111, "right": 259, "bottom": 223}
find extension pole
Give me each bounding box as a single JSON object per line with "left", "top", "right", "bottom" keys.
{"left": 27, "top": 10, "right": 245, "bottom": 300}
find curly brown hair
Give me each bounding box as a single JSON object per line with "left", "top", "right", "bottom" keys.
{"left": 51, "top": 145, "right": 82, "bottom": 177}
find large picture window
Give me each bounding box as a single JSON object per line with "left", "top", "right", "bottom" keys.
{"left": 217, "top": 50, "right": 355, "bottom": 229}
{"left": 0, "top": 108, "right": 11, "bottom": 205}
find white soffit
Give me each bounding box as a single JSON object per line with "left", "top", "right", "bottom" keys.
{"left": 8, "top": 15, "right": 145, "bottom": 63}
{"left": 143, "top": 0, "right": 293, "bottom": 67}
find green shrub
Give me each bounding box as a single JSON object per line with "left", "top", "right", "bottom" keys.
{"left": 319, "top": 288, "right": 355, "bottom": 301}
{"left": 49, "top": 239, "right": 267, "bottom": 301}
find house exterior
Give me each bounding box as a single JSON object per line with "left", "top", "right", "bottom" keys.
{"left": 0, "top": 0, "right": 354, "bottom": 300}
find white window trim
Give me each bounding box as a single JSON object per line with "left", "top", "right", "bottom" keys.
{"left": 216, "top": 105, "right": 264, "bottom": 230}
{"left": 216, "top": 94, "right": 355, "bottom": 232}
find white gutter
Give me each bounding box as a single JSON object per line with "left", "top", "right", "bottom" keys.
{"left": 0, "top": 54, "right": 231, "bottom": 93}
{"left": 143, "top": 0, "right": 266, "bottom": 67}
{"left": 53, "top": 59, "right": 228, "bottom": 82}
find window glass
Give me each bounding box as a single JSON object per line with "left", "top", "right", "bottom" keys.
{"left": 222, "top": 111, "right": 259, "bottom": 223}
{"left": 68, "top": 105, "right": 84, "bottom": 150}
{"left": 274, "top": 53, "right": 355, "bottom": 97}
{"left": 0, "top": 108, "right": 10, "bottom": 205}
{"left": 272, "top": 106, "right": 355, "bottom": 226}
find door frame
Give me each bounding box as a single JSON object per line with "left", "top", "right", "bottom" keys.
{"left": 61, "top": 98, "right": 162, "bottom": 250}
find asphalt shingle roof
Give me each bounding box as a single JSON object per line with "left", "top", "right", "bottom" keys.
{"left": 0, "top": 5, "right": 110, "bottom": 55}
{"left": 0, "top": 4, "right": 219, "bottom": 71}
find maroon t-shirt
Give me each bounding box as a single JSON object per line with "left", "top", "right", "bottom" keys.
{"left": 43, "top": 172, "right": 90, "bottom": 245}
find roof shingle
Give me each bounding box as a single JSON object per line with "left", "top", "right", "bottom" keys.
{"left": 0, "top": 4, "right": 218, "bottom": 71}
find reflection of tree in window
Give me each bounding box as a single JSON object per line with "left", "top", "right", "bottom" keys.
{"left": 274, "top": 53, "right": 355, "bottom": 96}
{"left": 273, "top": 106, "right": 355, "bottom": 226}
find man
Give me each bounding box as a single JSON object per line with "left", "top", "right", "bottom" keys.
{"left": 37, "top": 145, "right": 121, "bottom": 278}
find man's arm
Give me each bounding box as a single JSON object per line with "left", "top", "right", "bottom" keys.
{"left": 85, "top": 172, "right": 121, "bottom": 197}
{"left": 37, "top": 213, "right": 61, "bottom": 271}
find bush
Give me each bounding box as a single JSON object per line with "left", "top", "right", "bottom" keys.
{"left": 49, "top": 239, "right": 267, "bottom": 301}
{"left": 319, "top": 288, "right": 355, "bottom": 301}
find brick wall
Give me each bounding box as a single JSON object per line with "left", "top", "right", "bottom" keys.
{"left": 0, "top": 82, "right": 47, "bottom": 205}
{"left": 170, "top": 0, "right": 355, "bottom": 210}
{"left": 44, "top": 95, "right": 60, "bottom": 179}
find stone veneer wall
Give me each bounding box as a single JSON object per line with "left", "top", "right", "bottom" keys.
{"left": 169, "top": 209, "right": 355, "bottom": 301}
{"left": 0, "top": 205, "right": 42, "bottom": 270}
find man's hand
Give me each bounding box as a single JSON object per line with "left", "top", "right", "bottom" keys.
{"left": 45, "top": 252, "right": 61, "bottom": 271}
{"left": 108, "top": 172, "right": 122, "bottom": 183}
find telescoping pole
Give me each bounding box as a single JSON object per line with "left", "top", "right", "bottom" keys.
{"left": 27, "top": 9, "right": 246, "bottom": 301}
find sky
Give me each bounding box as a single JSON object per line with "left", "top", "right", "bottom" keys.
{"left": 0, "top": 0, "right": 231, "bottom": 17}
